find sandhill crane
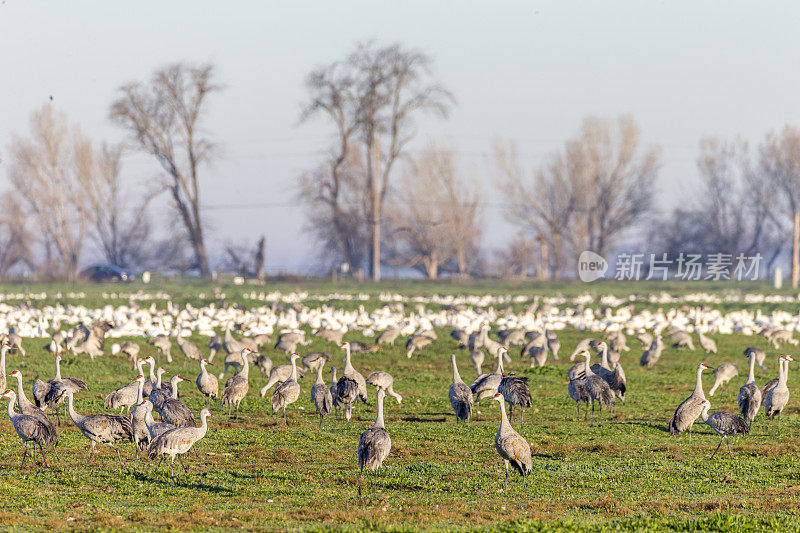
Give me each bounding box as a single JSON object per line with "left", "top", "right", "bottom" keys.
{"left": 608, "top": 331, "right": 630, "bottom": 353}
{"left": 546, "top": 331, "right": 561, "bottom": 361}
{"left": 669, "top": 329, "right": 695, "bottom": 350}
{"left": 208, "top": 334, "right": 222, "bottom": 362}
{"left": 568, "top": 374, "right": 590, "bottom": 420}
{"left": 698, "top": 400, "right": 750, "bottom": 458}
{"left": 196, "top": 359, "right": 219, "bottom": 405}
{"left": 450, "top": 328, "right": 469, "bottom": 348}
{"left": 252, "top": 352, "right": 273, "bottom": 377}
{"left": 148, "top": 334, "right": 172, "bottom": 363}
{"left": 148, "top": 408, "right": 211, "bottom": 483}
{"left": 148, "top": 372, "right": 178, "bottom": 412}
{"left": 221, "top": 348, "right": 251, "bottom": 419}
{"left": 160, "top": 379, "right": 196, "bottom": 428}
{"left": 697, "top": 331, "right": 717, "bottom": 354}
{"left": 471, "top": 347, "right": 506, "bottom": 404}
{"left": 570, "top": 338, "right": 596, "bottom": 361}
{"left": 344, "top": 340, "right": 379, "bottom": 353}
{"left": 34, "top": 354, "right": 88, "bottom": 426}
{"left": 9, "top": 370, "right": 55, "bottom": 435}
{"left": 104, "top": 374, "right": 145, "bottom": 414}
{"left": 770, "top": 329, "right": 798, "bottom": 349}
{"left": 764, "top": 355, "right": 793, "bottom": 430}
{"left": 1, "top": 389, "right": 58, "bottom": 467}
{"left": 592, "top": 342, "right": 626, "bottom": 403}
{"left": 272, "top": 352, "right": 301, "bottom": 426}
{"left": 376, "top": 326, "right": 403, "bottom": 346}
{"left": 738, "top": 350, "right": 762, "bottom": 424}
{"left": 274, "top": 337, "right": 297, "bottom": 354}
{"left": 491, "top": 392, "right": 532, "bottom": 493}
{"left": 498, "top": 329, "right": 526, "bottom": 346}
{"left": 218, "top": 340, "right": 254, "bottom": 380}
{"left": 635, "top": 331, "right": 653, "bottom": 349}
{"left": 141, "top": 356, "right": 159, "bottom": 396}
{"left": 579, "top": 350, "right": 614, "bottom": 422}
{"left": 499, "top": 373, "right": 532, "bottom": 427}
{"left": 131, "top": 400, "right": 153, "bottom": 454}
{"left": 259, "top": 361, "right": 307, "bottom": 396}
{"left": 0, "top": 339, "right": 12, "bottom": 389}
{"left": 762, "top": 355, "right": 787, "bottom": 399}
{"left": 115, "top": 341, "right": 140, "bottom": 370}
{"left": 405, "top": 333, "right": 433, "bottom": 358}
{"left": 668, "top": 362, "right": 711, "bottom": 442}
{"left": 330, "top": 366, "right": 342, "bottom": 417}
{"left": 477, "top": 325, "right": 507, "bottom": 363}
{"left": 525, "top": 336, "right": 548, "bottom": 368}
{"left": 471, "top": 349, "right": 485, "bottom": 376}
{"left": 302, "top": 352, "right": 331, "bottom": 373}
{"left": 744, "top": 347, "right": 766, "bottom": 370}
{"left": 176, "top": 335, "right": 202, "bottom": 366}
{"left": 357, "top": 388, "right": 392, "bottom": 496}
{"left": 449, "top": 354, "right": 473, "bottom": 422}
{"left": 2, "top": 332, "right": 26, "bottom": 356}
{"left": 337, "top": 374, "right": 360, "bottom": 422}
{"left": 708, "top": 364, "right": 738, "bottom": 397}
{"left": 311, "top": 360, "right": 333, "bottom": 429}
{"left": 340, "top": 342, "right": 368, "bottom": 404}
{"left": 639, "top": 336, "right": 663, "bottom": 368}
{"left": 65, "top": 389, "right": 133, "bottom": 465}
{"left": 69, "top": 323, "right": 106, "bottom": 360}
{"left": 316, "top": 327, "right": 344, "bottom": 345}
{"left": 366, "top": 371, "right": 402, "bottom": 404}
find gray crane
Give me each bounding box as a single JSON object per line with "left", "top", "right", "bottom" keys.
{"left": 449, "top": 353, "right": 473, "bottom": 422}
{"left": 118, "top": 341, "right": 141, "bottom": 370}
{"left": 357, "top": 388, "right": 392, "bottom": 496}
{"left": 69, "top": 323, "right": 106, "bottom": 360}
{"left": 160, "top": 382, "right": 196, "bottom": 428}
{"left": 221, "top": 348, "right": 251, "bottom": 419}
{"left": 546, "top": 331, "right": 561, "bottom": 361}
{"left": 593, "top": 342, "right": 627, "bottom": 404}
{"left": 491, "top": 392, "right": 532, "bottom": 493}
{"left": 668, "top": 362, "right": 711, "bottom": 442}
{"left": 316, "top": 327, "right": 344, "bottom": 345}
{"left": 2, "top": 331, "right": 26, "bottom": 356}
{"left": 567, "top": 374, "right": 590, "bottom": 420}
{"left": 738, "top": 349, "right": 762, "bottom": 423}
{"left": 569, "top": 338, "right": 597, "bottom": 361}
{"left": 405, "top": 333, "right": 433, "bottom": 358}
{"left": 34, "top": 354, "right": 88, "bottom": 426}
{"left": 498, "top": 329, "right": 526, "bottom": 346}
{"left": 148, "top": 408, "right": 211, "bottom": 483}
{"left": 366, "top": 371, "right": 402, "bottom": 404}
{"left": 698, "top": 400, "right": 749, "bottom": 458}
{"left": 104, "top": 374, "right": 145, "bottom": 414}
{"left": 311, "top": 360, "right": 333, "bottom": 429}
{"left": 499, "top": 373, "right": 532, "bottom": 427}
{"left": 1, "top": 389, "right": 58, "bottom": 467}
{"left": 450, "top": 328, "right": 469, "bottom": 348}
{"left": 697, "top": 331, "right": 718, "bottom": 354}
{"left": 340, "top": 342, "right": 368, "bottom": 404}
{"left": 764, "top": 354, "right": 793, "bottom": 430}
{"left": 743, "top": 346, "right": 766, "bottom": 370}
{"left": 10, "top": 370, "right": 55, "bottom": 435}
{"left": 639, "top": 336, "right": 664, "bottom": 368}
{"left": 259, "top": 362, "right": 306, "bottom": 396}
{"left": 578, "top": 350, "right": 614, "bottom": 422}
{"left": 176, "top": 335, "right": 202, "bottom": 366}
{"left": 253, "top": 352, "right": 273, "bottom": 378}
{"left": 708, "top": 363, "right": 738, "bottom": 397}
{"left": 669, "top": 329, "right": 695, "bottom": 350}
{"left": 635, "top": 330, "right": 653, "bottom": 349}
{"left": 336, "top": 374, "right": 360, "bottom": 422}
{"left": 131, "top": 400, "right": 153, "bottom": 454}
{"left": 302, "top": 352, "right": 331, "bottom": 374}
{"left": 148, "top": 334, "right": 173, "bottom": 363}
{"left": 330, "top": 366, "right": 342, "bottom": 417}
{"left": 196, "top": 359, "right": 219, "bottom": 405}
{"left": 272, "top": 353, "right": 301, "bottom": 426}
{"left": 65, "top": 388, "right": 132, "bottom": 465}
{"left": 140, "top": 356, "right": 159, "bottom": 396}
{"left": 207, "top": 334, "right": 222, "bottom": 362}
{"left": 376, "top": 326, "right": 403, "bottom": 346}
{"left": 0, "top": 339, "right": 12, "bottom": 390}
{"left": 471, "top": 349, "right": 485, "bottom": 376}
{"left": 471, "top": 347, "right": 506, "bottom": 404}
{"left": 762, "top": 355, "right": 787, "bottom": 398}
{"left": 149, "top": 373, "right": 182, "bottom": 413}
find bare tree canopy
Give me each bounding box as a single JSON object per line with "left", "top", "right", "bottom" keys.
{"left": 300, "top": 42, "right": 454, "bottom": 279}
{"left": 496, "top": 114, "right": 660, "bottom": 278}
{"left": 109, "top": 62, "right": 218, "bottom": 276}
{"left": 760, "top": 125, "right": 800, "bottom": 224}
{"left": 653, "top": 137, "right": 778, "bottom": 263}
{"left": 384, "top": 143, "right": 481, "bottom": 279}
{"left": 7, "top": 104, "right": 88, "bottom": 279}
{"left": 0, "top": 192, "right": 34, "bottom": 276}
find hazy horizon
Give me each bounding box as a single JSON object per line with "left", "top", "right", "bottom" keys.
{"left": 2, "top": 1, "right": 799, "bottom": 273}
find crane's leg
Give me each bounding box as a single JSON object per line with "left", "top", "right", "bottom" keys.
{"left": 38, "top": 442, "right": 49, "bottom": 468}
{"left": 521, "top": 409, "right": 525, "bottom": 428}
{"left": 110, "top": 444, "right": 123, "bottom": 466}
{"left": 523, "top": 470, "right": 526, "bottom": 490}
{"left": 169, "top": 457, "right": 177, "bottom": 484}
{"left": 725, "top": 436, "right": 733, "bottom": 457}
{"left": 504, "top": 461, "right": 509, "bottom": 493}
{"left": 178, "top": 454, "right": 188, "bottom": 473}
{"left": 358, "top": 464, "right": 364, "bottom": 497}
{"left": 688, "top": 426, "right": 692, "bottom": 444}
{"left": 89, "top": 442, "right": 96, "bottom": 462}
{"left": 319, "top": 414, "right": 323, "bottom": 430}
{"left": 711, "top": 438, "right": 724, "bottom": 459}
{"left": 283, "top": 407, "right": 288, "bottom": 427}
{"left": 228, "top": 402, "right": 233, "bottom": 420}
{"left": 21, "top": 442, "right": 28, "bottom": 466}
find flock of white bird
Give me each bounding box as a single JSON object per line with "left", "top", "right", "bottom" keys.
{"left": 0, "top": 290, "right": 797, "bottom": 491}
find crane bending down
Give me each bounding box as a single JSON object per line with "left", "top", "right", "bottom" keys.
{"left": 491, "top": 392, "right": 532, "bottom": 493}
{"left": 699, "top": 400, "right": 749, "bottom": 458}
{"left": 148, "top": 408, "right": 211, "bottom": 484}
{"left": 366, "top": 371, "right": 402, "bottom": 404}
{"left": 357, "top": 388, "right": 391, "bottom": 496}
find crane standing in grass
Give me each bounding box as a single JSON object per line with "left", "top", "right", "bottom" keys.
{"left": 699, "top": 400, "right": 750, "bottom": 458}
{"left": 310, "top": 359, "right": 333, "bottom": 429}
{"left": 221, "top": 348, "right": 251, "bottom": 419}
{"left": 148, "top": 408, "right": 212, "bottom": 484}
{"left": 449, "top": 354, "right": 473, "bottom": 422}
{"left": 0, "top": 389, "right": 58, "bottom": 467}
{"left": 271, "top": 353, "right": 301, "bottom": 426}
{"left": 738, "top": 349, "right": 762, "bottom": 424}
{"left": 357, "top": 389, "right": 391, "bottom": 496}
{"left": 491, "top": 392, "right": 532, "bottom": 493}
{"left": 65, "top": 389, "right": 133, "bottom": 465}
{"left": 668, "top": 362, "right": 711, "bottom": 443}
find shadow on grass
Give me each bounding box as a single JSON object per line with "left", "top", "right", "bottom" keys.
{"left": 131, "top": 469, "right": 234, "bottom": 494}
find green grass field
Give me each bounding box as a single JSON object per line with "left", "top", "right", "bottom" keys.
{"left": 0, "top": 281, "right": 799, "bottom": 531}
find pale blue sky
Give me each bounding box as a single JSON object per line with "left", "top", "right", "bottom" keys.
{"left": 2, "top": 1, "right": 799, "bottom": 271}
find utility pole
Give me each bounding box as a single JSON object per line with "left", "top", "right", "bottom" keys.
{"left": 370, "top": 142, "right": 381, "bottom": 282}
{"left": 793, "top": 212, "right": 799, "bottom": 289}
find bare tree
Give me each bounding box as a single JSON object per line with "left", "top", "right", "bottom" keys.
{"left": 301, "top": 42, "right": 454, "bottom": 280}
{"left": 7, "top": 104, "right": 88, "bottom": 279}
{"left": 0, "top": 192, "right": 35, "bottom": 276}
{"left": 760, "top": 126, "right": 800, "bottom": 226}
{"left": 77, "top": 143, "right": 153, "bottom": 268}
{"left": 492, "top": 233, "right": 537, "bottom": 279}
{"left": 109, "top": 62, "right": 218, "bottom": 276}
{"left": 384, "top": 144, "right": 481, "bottom": 279}
{"left": 496, "top": 115, "right": 660, "bottom": 278}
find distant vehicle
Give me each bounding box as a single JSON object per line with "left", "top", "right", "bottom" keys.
{"left": 80, "top": 264, "right": 135, "bottom": 282}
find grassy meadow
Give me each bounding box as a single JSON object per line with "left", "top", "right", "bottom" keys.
{"left": 0, "top": 280, "right": 798, "bottom": 531}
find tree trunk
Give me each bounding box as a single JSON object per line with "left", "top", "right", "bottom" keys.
{"left": 370, "top": 141, "right": 381, "bottom": 282}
